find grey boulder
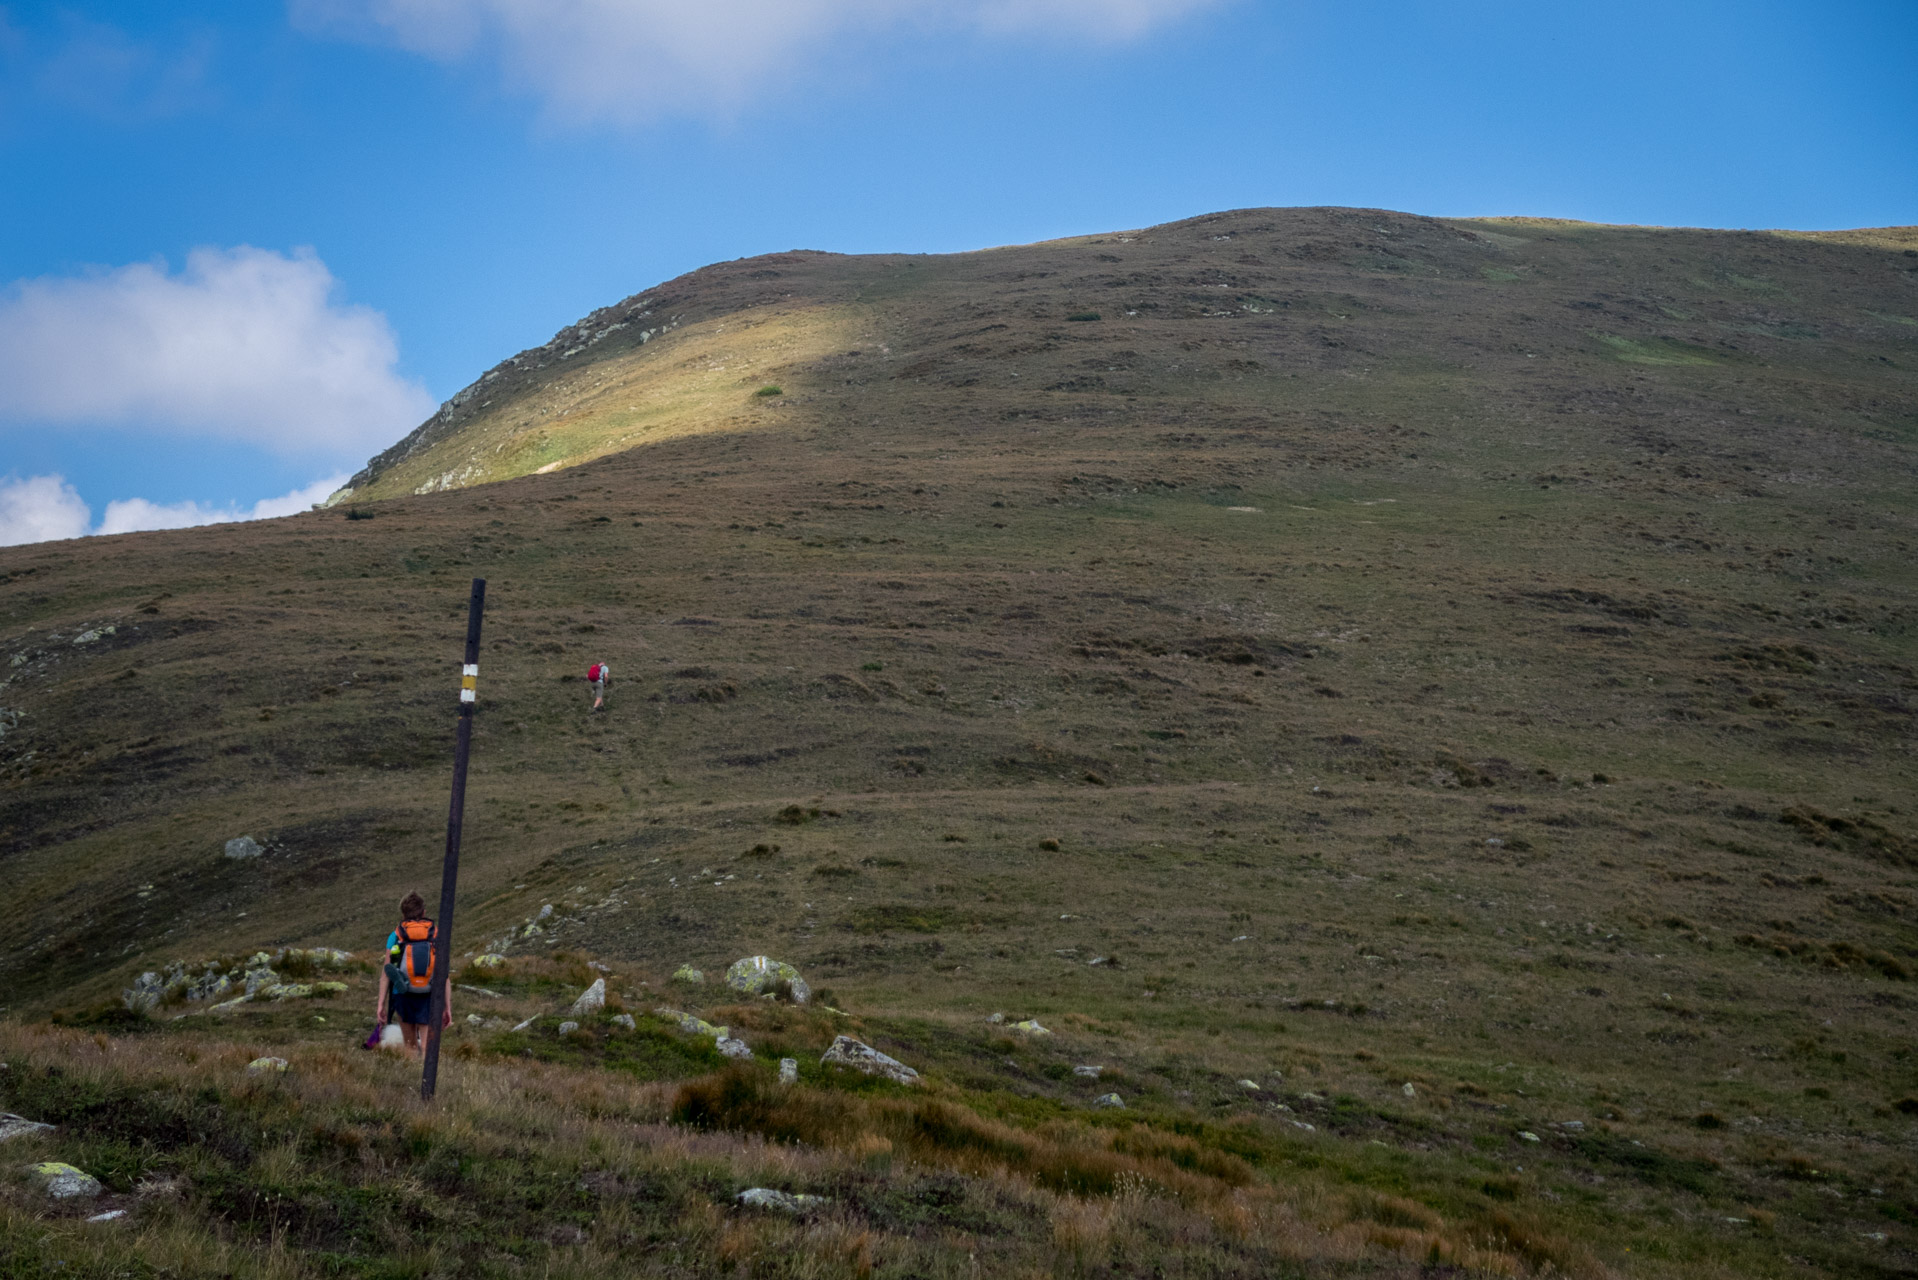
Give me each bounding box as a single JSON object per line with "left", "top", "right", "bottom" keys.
{"left": 820, "top": 1035, "right": 918, "bottom": 1085}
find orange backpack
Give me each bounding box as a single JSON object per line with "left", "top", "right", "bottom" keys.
{"left": 395, "top": 918, "right": 436, "bottom": 993}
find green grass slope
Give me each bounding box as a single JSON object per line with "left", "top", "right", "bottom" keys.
{"left": 1, "top": 206, "right": 1916, "bottom": 1277}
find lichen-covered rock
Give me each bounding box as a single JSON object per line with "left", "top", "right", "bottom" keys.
{"left": 557, "top": 1021, "right": 580, "bottom": 1036}
{"left": 1073, "top": 1065, "right": 1102, "bottom": 1079}
{"left": 0, "top": 1114, "right": 54, "bottom": 1142}
{"left": 122, "top": 972, "right": 165, "bottom": 1013}
{"left": 569, "top": 978, "right": 606, "bottom": 1016}
{"left": 186, "top": 970, "right": 233, "bottom": 1002}
{"left": 671, "top": 965, "right": 704, "bottom": 984}
{"left": 820, "top": 1035, "right": 918, "bottom": 1084}
{"left": 716, "top": 1036, "right": 753, "bottom": 1059}
{"left": 243, "top": 967, "right": 280, "bottom": 997}
{"left": 725, "top": 956, "right": 810, "bottom": 1004}
{"left": 224, "top": 836, "right": 263, "bottom": 860}
{"left": 655, "top": 1007, "right": 728, "bottom": 1040}
{"left": 609, "top": 1013, "right": 636, "bottom": 1031}
{"left": 27, "top": 1162, "right": 101, "bottom": 1198}
{"left": 737, "top": 1187, "right": 829, "bottom": 1214}
{"left": 1093, "top": 1093, "right": 1124, "bottom": 1109}
{"left": 1011, "top": 1020, "right": 1052, "bottom": 1036}
{"left": 246, "top": 1057, "right": 288, "bottom": 1075}
{"left": 779, "top": 1058, "right": 799, "bottom": 1084}
{"left": 470, "top": 954, "right": 506, "bottom": 969}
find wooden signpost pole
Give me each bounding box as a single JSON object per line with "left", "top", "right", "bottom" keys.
{"left": 422, "top": 577, "right": 486, "bottom": 1102}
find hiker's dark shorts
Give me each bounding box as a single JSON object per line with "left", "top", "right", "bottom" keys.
{"left": 392, "top": 992, "right": 432, "bottom": 1025}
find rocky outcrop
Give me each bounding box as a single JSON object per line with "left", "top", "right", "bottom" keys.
{"left": 569, "top": 978, "right": 606, "bottom": 1016}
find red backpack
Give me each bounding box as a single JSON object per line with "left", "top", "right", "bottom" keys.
{"left": 587, "top": 663, "right": 605, "bottom": 682}
{"left": 395, "top": 918, "right": 435, "bottom": 993}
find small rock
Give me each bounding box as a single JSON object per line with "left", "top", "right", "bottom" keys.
{"left": 246, "top": 1057, "right": 288, "bottom": 1075}
{"left": 610, "top": 1013, "right": 636, "bottom": 1030}
{"left": 243, "top": 967, "right": 280, "bottom": 997}
{"left": 570, "top": 978, "right": 606, "bottom": 1016}
{"left": 186, "top": 971, "right": 233, "bottom": 1002}
{"left": 672, "top": 965, "right": 705, "bottom": 985}
{"left": 1073, "top": 1065, "right": 1102, "bottom": 1079}
{"left": 985, "top": 1012, "right": 1005, "bottom": 1024}
{"left": 466, "top": 1014, "right": 484, "bottom": 1025}
{"left": 471, "top": 954, "right": 507, "bottom": 969}
{"left": 725, "top": 956, "right": 811, "bottom": 1004}
{"left": 736, "top": 1187, "right": 829, "bottom": 1214}
{"left": 224, "top": 836, "right": 264, "bottom": 860}
{"left": 1560, "top": 1120, "right": 1585, "bottom": 1131}
{"left": 86, "top": 1208, "right": 128, "bottom": 1222}
{"left": 28, "top": 1162, "right": 102, "bottom": 1199}
{"left": 1485, "top": 837, "right": 1505, "bottom": 848}
{"left": 512, "top": 1016, "right": 538, "bottom": 1031}
{"left": 1093, "top": 1093, "right": 1124, "bottom": 1109}
{"left": 0, "top": 1113, "right": 54, "bottom": 1142}
{"left": 1518, "top": 1131, "right": 1541, "bottom": 1143}
{"left": 122, "top": 971, "right": 165, "bottom": 1013}
{"left": 1011, "top": 1020, "right": 1052, "bottom": 1036}
{"left": 820, "top": 1035, "right": 919, "bottom": 1085}
{"left": 1239, "top": 1079, "right": 1262, "bottom": 1091}
{"left": 716, "top": 1037, "right": 753, "bottom": 1059}
{"left": 1402, "top": 1082, "right": 1417, "bottom": 1097}
{"left": 557, "top": 1021, "right": 580, "bottom": 1036}
{"left": 455, "top": 984, "right": 501, "bottom": 997}
{"left": 779, "top": 1058, "right": 799, "bottom": 1084}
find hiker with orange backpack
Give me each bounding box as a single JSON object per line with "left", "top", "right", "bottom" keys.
{"left": 376, "top": 892, "right": 449, "bottom": 1058}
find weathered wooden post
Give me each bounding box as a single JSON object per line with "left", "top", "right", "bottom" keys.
{"left": 422, "top": 577, "right": 486, "bottom": 1101}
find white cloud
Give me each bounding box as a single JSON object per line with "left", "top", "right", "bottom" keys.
{"left": 292, "top": 0, "right": 1224, "bottom": 124}
{"left": 0, "top": 247, "right": 434, "bottom": 457}
{"left": 0, "top": 474, "right": 93, "bottom": 547}
{"left": 0, "top": 472, "right": 348, "bottom": 546}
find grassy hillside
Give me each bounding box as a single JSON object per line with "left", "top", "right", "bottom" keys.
{"left": 2, "top": 207, "right": 1916, "bottom": 1277}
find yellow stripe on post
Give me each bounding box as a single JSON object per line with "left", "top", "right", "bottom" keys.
{"left": 460, "top": 664, "right": 478, "bottom": 703}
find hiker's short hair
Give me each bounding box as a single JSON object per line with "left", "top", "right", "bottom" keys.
{"left": 399, "top": 892, "right": 426, "bottom": 920}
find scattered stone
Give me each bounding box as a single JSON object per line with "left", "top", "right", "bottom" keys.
{"left": 570, "top": 978, "right": 607, "bottom": 1016}
{"left": 716, "top": 1037, "right": 753, "bottom": 1059}
{"left": 86, "top": 1209, "right": 128, "bottom": 1222}
{"left": 655, "top": 1007, "right": 729, "bottom": 1040}
{"left": 1011, "top": 1020, "right": 1052, "bottom": 1036}
{"left": 1074, "top": 1065, "right": 1103, "bottom": 1079}
{"left": 610, "top": 1013, "right": 636, "bottom": 1031}
{"left": 1239, "top": 1079, "right": 1262, "bottom": 1091}
{"left": 186, "top": 971, "right": 233, "bottom": 1002}
{"left": 1518, "top": 1131, "right": 1541, "bottom": 1143}
{"left": 672, "top": 965, "right": 705, "bottom": 985}
{"left": 484, "top": 1017, "right": 509, "bottom": 1030}
{"left": 1402, "top": 1082, "right": 1417, "bottom": 1097}
{"left": 208, "top": 995, "right": 251, "bottom": 1013}
{"left": 557, "top": 1021, "right": 580, "bottom": 1036}
{"left": 1093, "top": 1093, "right": 1124, "bottom": 1109}
{"left": 471, "top": 954, "right": 507, "bottom": 969}
{"left": 224, "top": 836, "right": 264, "bottom": 860}
{"left": 512, "top": 1015, "right": 539, "bottom": 1032}
{"left": 736, "top": 1187, "right": 829, "bottom": 1214}
{"left": 466, "top": 1014, "right": 484, "bottom": 1025}
{"left": 0, "top": 1113, "right": 54, "bottom": 1142}
{"left": 725, "top": 956, "right": 810, "bottom": 1004}
{"left": 820, "top": 1035, "right": 919, "bottom": 1084}
{"left": 779, "top": 1058, "right": 799, "bottom": 1084}
{"left": 1560, "top": 1120, "right": 1585, "bottom": 1132}
{"left": 28, "top": 1162, "right": 102, "bottom": 1199}
{"left": 246, "top": 1057, "right": 288, "bottom": 1075}
{"left": 242, "top": 967, "right": 280, "bottom": 998}
{"left": 455, "top": 984, "right": 501, "bottom": 997}
{"left": 122, "top": 972, "right": 166, "bottom": 1013}
{"left": 986, "top": 1012, "right": 1005, "bottom": 1024}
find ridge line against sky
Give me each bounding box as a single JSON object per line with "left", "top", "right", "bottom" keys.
{"left": 1, "top": 0, "right": 1914, "bottom": 547}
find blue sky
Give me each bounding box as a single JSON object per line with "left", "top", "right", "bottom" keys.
{"left": 1, "top": 0, "right": 1913, "bottom": 544}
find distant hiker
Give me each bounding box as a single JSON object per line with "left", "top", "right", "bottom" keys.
{"left": 587, "top": 660, "right": 610, "bottom": 712}
{"left": 376, "top": 891, "right": 449, "bottom": 1059}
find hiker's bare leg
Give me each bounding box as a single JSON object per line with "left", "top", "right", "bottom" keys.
{"left": 402, "top": 1021, "right": 426, "bottom": 1059}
